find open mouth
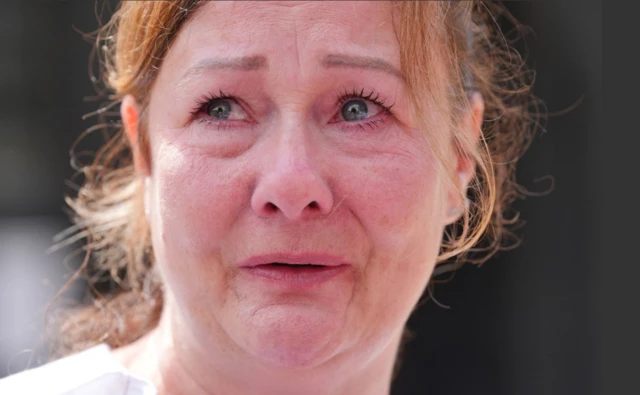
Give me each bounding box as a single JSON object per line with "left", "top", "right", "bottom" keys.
{"left": 242, "top": 261, "right": 348, "bottom": 288}
{"left": 237, "top": 253, "right": 349, "bottom": 288}
{"left": 257, "top": 262, "right": 331, "bottom": 273}
{"left": 267, "top": 263, "right": 326, "bottom": 268}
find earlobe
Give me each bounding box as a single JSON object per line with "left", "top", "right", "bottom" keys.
{"left": 457, "top": 91, "right": 485, "bottom": 190}
{"left": 467, "top": 91, "right": 485, "bottom": 143}
{"left": 445, "top": 92, "right": 485, "bottom": 224}
{"left": 121, "top": 94, "right": 150, "bottom": 175}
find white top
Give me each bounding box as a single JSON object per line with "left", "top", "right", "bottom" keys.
{"left": 0, "top": 345, "right": 157, "bottom": 395}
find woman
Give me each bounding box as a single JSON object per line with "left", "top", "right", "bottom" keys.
{"left": 0, "top": 1, "right": 537, "bottom": 394}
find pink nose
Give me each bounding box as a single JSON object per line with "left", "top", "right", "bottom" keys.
{"left": 251, "top": 166, "right": 334, "bottom": 220}
{"left": 250, "top": 128, "right": 334, "bottom": 220}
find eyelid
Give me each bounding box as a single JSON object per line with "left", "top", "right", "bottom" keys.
{"left": 189, "top": 88, "right": 394, "bottom": 129}
{"left": 190, "top": 91, "right": 251, "bottom": 122}
{"left": 328, "top": 88, "right": 394, "bottom": 127}
{"left": 340, "top": 98, "right": 384, "bottom": 120}
{"left": 336, "top": 88, "right": 395, "bottom": 113}
{"left": 210, "top": 98, "right": 249, "bottom": 121}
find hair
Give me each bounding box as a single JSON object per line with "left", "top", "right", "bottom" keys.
{"left": 46, "top": 0, "right": 541, "bottom": 359}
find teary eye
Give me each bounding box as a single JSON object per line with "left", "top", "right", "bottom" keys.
{"left": 207, "top": 99, "right": 233, "bottom": 120}
{"left": 336, "top": 88, "right": 394, "bottom": 123}
{"left": 341, "top": 99, "right": 370, "bottom": 121}
{"left": 190, "top": 91, "right": 250, "bottom": 124}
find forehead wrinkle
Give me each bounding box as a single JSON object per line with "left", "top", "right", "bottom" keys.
{"left": 176, "top": 56, "right": 267, "bottom": 90}
{"left": 169, "top": 1, "right": 402, "bottom": 92}
{"left": 263, "top": 0, "right": 308, "bottom": 8}
{"left": 292, "top": 14, "right": 302, "bottom": 83}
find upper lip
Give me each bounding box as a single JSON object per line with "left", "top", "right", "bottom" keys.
{"left": 238, "top": 253, "right": 348, "bottom": 268}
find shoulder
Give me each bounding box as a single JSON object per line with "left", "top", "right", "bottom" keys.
{"left": 0, "top": 344, "right": 156, "bottom": 395}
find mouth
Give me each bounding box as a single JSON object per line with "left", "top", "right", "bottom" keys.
{"left": 266, "top": 262, "right": 327, "bottom": 268}
{"left": 238, "top": 253, "right": 347, "bottom": 268}
{"left": 238, "top": 254, "right": 350, "bottom": 288}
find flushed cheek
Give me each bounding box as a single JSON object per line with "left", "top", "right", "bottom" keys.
{"left": 344, "top": 150, "right": 443, "bottom": 325}
{"left": 341, "top": 147, "right": 443, "bottom": 248}
{"left": 152, "top": 142, "right": 252, "bottom": 255}
{"left": 338, "top": 145, "right": 444, "bottom": 306}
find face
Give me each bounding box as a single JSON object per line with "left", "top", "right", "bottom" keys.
{"left": 138, "top": 0, "right": 458, "bottom": 369}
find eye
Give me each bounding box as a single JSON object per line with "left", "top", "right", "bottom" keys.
{"left": 190, "top": 91, "right": 250, "bottom": 123}
{"left": 207, "top": 99, "right": 233, "bottom": 120}
{"left": 335, "top": 89, "right": 393, "bottom": 126}
{"left": 205, "top": 98, "right": 249, "bottom": 121}
{"left": 341, "top": 99, "right": 375, "bottom": 121}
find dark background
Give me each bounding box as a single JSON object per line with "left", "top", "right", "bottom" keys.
{"left": 0, "top": 1, "right": 604, "bottom": 394}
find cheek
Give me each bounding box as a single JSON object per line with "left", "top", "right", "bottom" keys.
{"left": 151, "top": 141, "right": 251, "bottom": 256}
{"left": 331, "top": 141, "right": 446, "bottom": 345}
{"left": 338, "top": 142, "right": 444, "bottom": 251}
{"left": 340, "top": 139, "right": 445, "bottom": 289}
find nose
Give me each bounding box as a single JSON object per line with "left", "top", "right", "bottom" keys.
{"left": 251, "top": 130, "right": 334, "bottom": 220}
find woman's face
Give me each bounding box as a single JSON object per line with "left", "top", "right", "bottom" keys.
{"left": 140, "top": 1, "right": 458, "bottom": 369}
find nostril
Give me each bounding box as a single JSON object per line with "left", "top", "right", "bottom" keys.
{"left": 251, "top": 173, "right": 334, "bottom": 219}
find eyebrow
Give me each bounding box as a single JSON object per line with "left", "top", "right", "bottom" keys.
{"left": 321, "top": 54, "right": 403, "bottom": 79}
{"left": 178, "top": 53, "right": 402, "bottom": 87}
{"left": 178, "top": 55, "right": 267, "bottom": 88}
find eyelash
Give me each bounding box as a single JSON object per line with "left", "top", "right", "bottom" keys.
{"left": 189, "top": 89, "right": 237, "bottom": 120}
{"left": 335, "top": 88, "right": 394, "bottom": 131}
{"left": 336, "top": 87, "right": 394, "bottom": 113}
{"left": 189, "top": 88, "right": 395, "bottom": 131}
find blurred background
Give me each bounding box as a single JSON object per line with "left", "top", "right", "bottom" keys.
{"left": 0, "top": 1, "right": 602, "bottom": 394}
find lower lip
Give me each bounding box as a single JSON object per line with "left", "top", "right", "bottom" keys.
{"left": 240, "top": 264, "right": 349, "bottom": 289}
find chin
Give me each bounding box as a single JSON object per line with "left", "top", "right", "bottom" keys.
{"left": 239, "top": 304, "right": 345, "bottom": 369}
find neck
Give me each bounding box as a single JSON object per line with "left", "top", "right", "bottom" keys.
{"left": 115, "top": 302, "right": 403, "bottom": 395}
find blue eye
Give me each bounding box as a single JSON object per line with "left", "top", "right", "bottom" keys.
{"left": 207, "top": 99, "right": 233, "bottom": 120}
{"left": 341, "top": 99, "right": 369, "bottom": 121}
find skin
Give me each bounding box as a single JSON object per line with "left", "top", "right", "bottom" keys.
{"left": 116, "top": 1, "right": 484, "bottom": 394}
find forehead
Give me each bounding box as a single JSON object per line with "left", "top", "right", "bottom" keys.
{"left": 171, "top": 1, "right": 400, "bottom": 65}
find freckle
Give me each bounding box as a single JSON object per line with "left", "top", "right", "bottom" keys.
{"left": 379, "top": 215, "right": 391, "bottom": 226}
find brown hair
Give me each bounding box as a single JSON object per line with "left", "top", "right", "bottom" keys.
{"left": 47, "top": 1, "right": 541, "bottom": 358}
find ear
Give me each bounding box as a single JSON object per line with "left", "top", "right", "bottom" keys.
{"left": 444, "top": 91, "right": 484, "bottom": 224}
{"left": 121, "top": 94, "right": 150, "bottom": 176}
